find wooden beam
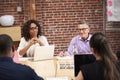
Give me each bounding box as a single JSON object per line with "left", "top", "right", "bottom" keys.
{"left": 30, "top": 0, "right": 36, "bottom": 20}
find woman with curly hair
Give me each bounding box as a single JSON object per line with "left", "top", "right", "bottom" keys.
{"left": 17, "top": 20, "right": 49, "bottom": 57}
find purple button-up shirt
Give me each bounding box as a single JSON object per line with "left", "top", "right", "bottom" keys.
{"left": 67, "top": 34, "right": 92, "bottom": 55}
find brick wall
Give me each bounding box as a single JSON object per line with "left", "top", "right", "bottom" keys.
{"left": 0, "top": 0, "right": 120, "bottom": 54}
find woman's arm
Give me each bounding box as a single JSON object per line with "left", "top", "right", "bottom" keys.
{"left": 38, "top": 36, "right": 49, "bottom": 46}
{"left": 18, "top": 38, "right": 35, "bottom": 56}
{"left": 19, "top": 43, "right": 31, "bottom": 56}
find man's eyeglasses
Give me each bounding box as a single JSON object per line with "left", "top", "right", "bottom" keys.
{"left": 30, "top": 26, "right": 38, "bottom": 30}
{"left": 78, "top": 28, "right": 88, "bottom": 31}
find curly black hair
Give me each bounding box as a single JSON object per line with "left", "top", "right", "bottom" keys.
{"left": 21, "top": 19, "right": 42, "bottom": 41}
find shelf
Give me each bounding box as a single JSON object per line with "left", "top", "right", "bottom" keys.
{"left": 0, "top": 26, "right": 21, "bottom": 41}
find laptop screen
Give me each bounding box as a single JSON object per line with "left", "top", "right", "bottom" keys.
{"left": 74, "top": 54, "right": 96, "bottom": 76}
{"left": 33, "top": 45, "right": 55, "bottom": 61}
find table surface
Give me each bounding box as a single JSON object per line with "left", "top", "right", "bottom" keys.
{"left": 19, "top": 56, "right": 75, "bottom": 80}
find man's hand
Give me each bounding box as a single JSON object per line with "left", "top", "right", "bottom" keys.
{"left": 59, "top": 51, "right": 68, "bottom": 57}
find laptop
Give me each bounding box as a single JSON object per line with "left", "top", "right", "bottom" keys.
{"left": 30, "top": 45, "right": 55, "bottom": 61}
{"left": 74, "top": 54, "right": 96, "bottom": 77}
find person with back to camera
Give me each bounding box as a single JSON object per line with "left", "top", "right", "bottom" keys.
{"left": 17, "top": 19, "right": 49, "bottom": 57}
{"left": 59, "top": 21, "right": 92, "bottom": 57}
{"left": 75, "top": 32, "right": 120, "bottom": 80}
{"left": 0, "top": 34, "right": 44, "bottom": 80}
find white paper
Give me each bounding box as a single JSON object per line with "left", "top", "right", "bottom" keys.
{"left": 19, "top": 57, "right": 33, "bottom": 61}
{"left": 56, "top": 56, "right": 72, "bottom": 60}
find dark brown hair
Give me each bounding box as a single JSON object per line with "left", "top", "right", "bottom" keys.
{"left": 90, "top": 32, "right": 120, "bottom": 80}
{"left": 21, "top": 19, "right": 42, "bottom": 41}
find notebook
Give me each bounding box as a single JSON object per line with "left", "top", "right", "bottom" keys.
{"left": 30, "top": 45, "right": 55, "bottom": 61}
{"left": 74, "top": 54, "right": 96, "bottom": 77}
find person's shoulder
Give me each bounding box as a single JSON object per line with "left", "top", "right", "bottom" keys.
{"left": 16, "top": 63, "right": 31, "bottom": 68}
{"left": 70, "top": 35, "right": 80, "bottom": 42}
{"left": 20, "top": 37, "right": 25, "bottom": 40}
{"left": 72, "top": 35, "right": 80, "bottom": 40}
{"left": 15, "top": 63, "right": 34, "bottom": 72}
{"left": 81, "top": 61, "right": 101, "bottom": 70}
{"left": 13, "top": 63, "right": 44, "bottom": 79}
{"left": 38, "top": 35, "right": 47, "bottom": 39}
{"left": 19, "top": 37, "right": 27, "bottom": 43}
{"left": 38, "top": 35, "right": 46, "bottom": 38}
